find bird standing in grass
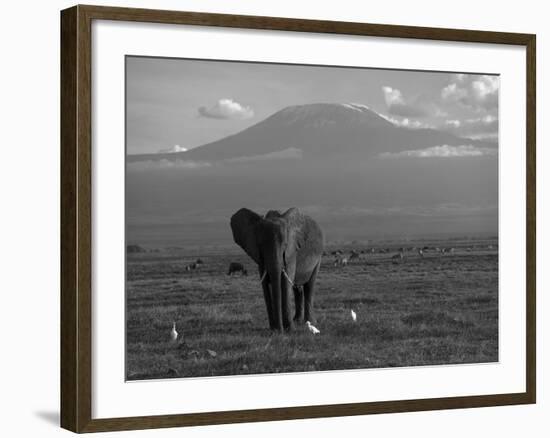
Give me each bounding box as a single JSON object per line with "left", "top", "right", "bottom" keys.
{"left": 351, "top": 309, "right": 357, "bottom": 322}
{"left": 306, "top": 321, "right": 320, "bottom": 335}
{"left": 170, "top": 322, "right": 178, "bottom": 342}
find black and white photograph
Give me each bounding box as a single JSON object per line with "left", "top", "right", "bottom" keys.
{"left": 125, "top": 56, "right": 499, "bottom": 380}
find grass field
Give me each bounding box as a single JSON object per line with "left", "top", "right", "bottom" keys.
{"left": 126, "top": 238, "right": 498, "bottom": 380}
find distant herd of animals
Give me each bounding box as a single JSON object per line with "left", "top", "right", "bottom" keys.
{"left": 178, "top": 244, "right": 467, "bottom": 274}
{"left": 184, "top": 258, "right": 204, "bottom": 271}
{"left": 127, "top": 207, "right": 496, "bottom": 335}
{"left": 327, "top": 245, "right": 462, "bottom": 266}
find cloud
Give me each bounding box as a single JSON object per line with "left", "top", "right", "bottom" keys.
{"left": 444, "top": 119, "right": 461, "bottom": 128}
{"left": 441, "top": 114, "right": 498, "bottom": 139}
{"left": 379, "top": 144, "right": 497, "bottom": 159}
{"left": 472, "top": 76, "right": 499, "bottom": 100}
{"left": 464, "top": 115, "right": 498, "bottom": 132}
{"left": 382, "top": 86, "right": 404, "bottom": 106}
{"left": 198, "top": 98, "right": 254, "bottom": 120}
{"left": 128, "top": 159, "right": 211, "bottom": 172}
{"left": 157, "top": 144, "right": 188, "bottom": 154}
{"left": 452, "top": 73, "right": 467, "bottom": 82}
{"left": 378, "top": 113, "right": 433, "bottom": 129}
{"left": 441, "top": 75, "right": 499, "bottom": 111}
{"left": 470, "top": 76, "right": 499, "bottom": 109}
{"left": 227, "top": 147, "right": 303, "bottom": 163}
{"left": 128, "top": 148, "right": 302, "bottom": 171}
{"left": 382, "top": 86, "right": 428, "bottom": 117}
{"left": 441, "top": 83, "right": 468, "bottom": 101}
{"left": 466, "top": 133, "right": 499, "bottom": 141}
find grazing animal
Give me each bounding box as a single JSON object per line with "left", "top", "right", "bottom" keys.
{"left": 231, "top": 207, "right": 324, "bottom": 332}
{"left": 227, "top": 262, "right": 248, "bottom": 276}
{"left": 195, "top": 258, "right": 204, "bottom": 265}
{"left": 333, "top": 256, "right": 348, "bottom": 266}
{"left": 392, "top": 252, "right": 404, "bottom": 261}
{"left": 185, "top": 262, "right": 200, "bottom": 271}
{"left": 349, "top": 250, "right": 360, "bottom": 261}
{"left": 170, "top": 322, "right": 178, "bottom": 342}
{"left": 306, "top": 321, "right": 320, "bottom": 335}
{"left": 351, "top": 309, "right": 357, "bottom": 322}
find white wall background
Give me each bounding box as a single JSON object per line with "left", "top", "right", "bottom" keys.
{"left": 0, "top": 0, "right": 545, "bottom": 437}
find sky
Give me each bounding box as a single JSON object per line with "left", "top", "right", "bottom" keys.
{"left": 126, "top": 56, "right": 499, "bottom": 155}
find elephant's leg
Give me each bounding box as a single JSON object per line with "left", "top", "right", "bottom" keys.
{"left": 293, "top": 285, "right": 304, "bottom": 324}
{"left": 304, "top": 262, "right": 320, "bottom": 324}
{"left": 281, "top": 273, "right": 294, "bottom": 331}
{"left": 260, "top": 271, "right": 275, "bottom": 330}
{"left": 262, "top": 282, "right": 275, "bottom": 330}
{"left": 270, "top": 269, "right": 284, "bottom": 333}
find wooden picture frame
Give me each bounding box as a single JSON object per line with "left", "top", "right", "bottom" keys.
{"left": 61, "top": 4, "right": 536, "bottom": 433}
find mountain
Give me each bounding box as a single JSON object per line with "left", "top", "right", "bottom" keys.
{"left": 126, "top": 103, "right": 498, "bottom": 246}
{"left": 128, "top": 103, "right": 495, "bottom": 163}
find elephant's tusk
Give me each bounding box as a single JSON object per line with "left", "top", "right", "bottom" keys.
{"left": 259, "top": 269, "right": 294, "bottom": 286}
{"left": 281, "top": 268, "right": 294, "bottom": 287}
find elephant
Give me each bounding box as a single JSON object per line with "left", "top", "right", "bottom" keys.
{"left": 230, "top": 207, "right": 324, "bottom": 332}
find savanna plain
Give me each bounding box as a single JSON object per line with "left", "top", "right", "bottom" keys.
{"left": 126, "top": 238, "right": 498, "bottom": 380}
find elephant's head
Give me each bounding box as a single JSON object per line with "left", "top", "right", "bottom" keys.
{"left": 230, "top": 207, "right": 302, "bottom": 331}
{"left": 230, "top": 208, "right": 300, "bottom": 267}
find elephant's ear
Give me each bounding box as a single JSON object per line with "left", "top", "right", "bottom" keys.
{"left": 230, "top": 208, "right": 262, "bottom": 265}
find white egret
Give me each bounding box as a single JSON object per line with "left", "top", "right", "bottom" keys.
{"left": 351, "top": 309, "right": 357, "bottom": 322}
{"left": 170, "top": 322, "right": 178, "bottom": 342}
{"left": 306, "top": 321, "right": 320, "bottom": 335}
